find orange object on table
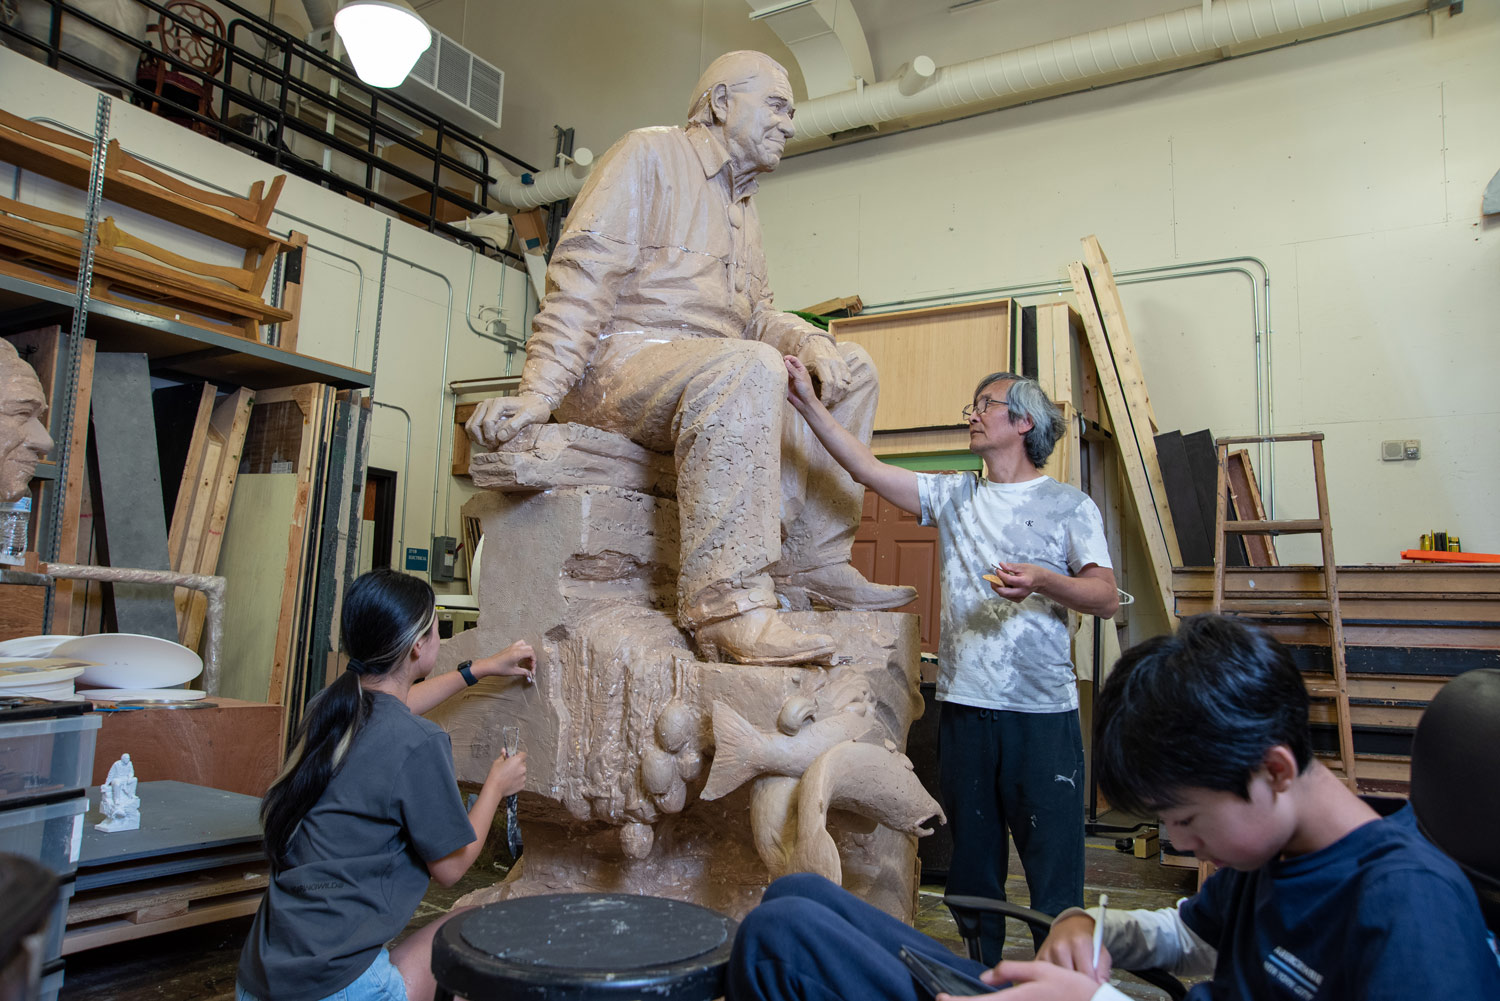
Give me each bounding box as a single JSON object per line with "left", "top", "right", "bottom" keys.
{"left": 1400, "top": 549, "right": 1500, "bottom": 564}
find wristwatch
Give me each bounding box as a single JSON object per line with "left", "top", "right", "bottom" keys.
{"left": 456, "top": 660, "right": 478, "bottom": 686}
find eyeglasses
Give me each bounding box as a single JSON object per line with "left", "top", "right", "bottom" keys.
{"left": 962, "top": 397, "right": 1010, "bottom": 420}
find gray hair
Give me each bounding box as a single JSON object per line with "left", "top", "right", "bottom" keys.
{"left": 973, "top": 372, "right": 1064, "bottom": 468}
{"left": 686, "top": 51, "right": 787, "bottom": 126}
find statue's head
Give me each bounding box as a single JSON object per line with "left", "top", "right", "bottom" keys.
{"left": 687, "top": 51, "right": 795, "bottom": 175}
{"left": 0, "top": 339, "right": 53, "bottom": 503}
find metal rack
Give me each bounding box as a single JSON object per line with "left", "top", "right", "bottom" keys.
{"left": 3, "top": 91, "right": 376, "bottom": 725}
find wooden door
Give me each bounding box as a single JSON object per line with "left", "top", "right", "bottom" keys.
{"left": 853, "top": 491, "right": 942, "bottom": 653}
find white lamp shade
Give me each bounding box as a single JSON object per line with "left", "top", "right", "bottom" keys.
{"left": 334, "top": 0, "right": 433, "bottom": 88}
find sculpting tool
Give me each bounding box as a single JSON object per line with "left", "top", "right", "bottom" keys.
{"left": 1093, "top": 892, "right": 1109, "bottom": 970}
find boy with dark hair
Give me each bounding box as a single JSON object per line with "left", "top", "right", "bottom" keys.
{"left": 725, "top": 615, "right": 1500, "bottom": 1001}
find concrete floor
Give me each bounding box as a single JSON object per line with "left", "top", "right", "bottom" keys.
{"left": 60, "top": 832, "right": 1199, "bottom": 1001}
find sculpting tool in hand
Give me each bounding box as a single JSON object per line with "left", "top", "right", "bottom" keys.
{"left": 1093, "top": 893, "right": 1109, "bottom": 970}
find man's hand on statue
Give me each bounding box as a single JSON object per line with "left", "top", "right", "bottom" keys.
{"left": 986, "top": 562, "right": 1049, "bottom": 603}
{"left": 783, "top": 355, "right": 824, "bottom": 414}
{"left": 797, "top": 336, "right": 852, "bottom": 406}
{"left": 477, "top": 640, "right": 535, "bottom": 683}
{"left": 465, "top": 393, "right": 552, "bottom": 450}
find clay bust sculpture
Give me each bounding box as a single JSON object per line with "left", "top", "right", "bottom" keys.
{"left": 0, "top": 338, "right": 54, "bottom": 503}
{"left": 466, "top": 50, "right": 913, "bottom": 666}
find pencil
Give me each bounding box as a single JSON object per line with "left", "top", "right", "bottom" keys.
{"left": 1092, "top": 893, "right": 1109, "bottom": 970}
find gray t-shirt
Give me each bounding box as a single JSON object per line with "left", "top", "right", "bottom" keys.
{"left": 918, "top": 472, "right": 1112, "bottom": 713}
{"left": 239, "top": 691, "right": 475, "bottom": 1001}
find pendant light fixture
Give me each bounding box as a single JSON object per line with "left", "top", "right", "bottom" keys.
{"left": 333, "top": 0, "right": 433, "bottom": 88}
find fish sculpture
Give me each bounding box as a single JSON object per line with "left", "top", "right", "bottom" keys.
{"left": 700, "top": 700, "right": 881, "bottom": 801}
{"left": 789, "top": 740, "right": 946, "bottom": 883}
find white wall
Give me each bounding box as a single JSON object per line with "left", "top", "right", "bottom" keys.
{"left": 0, "top": 47, "right": 527, "bottom": 590}
{"left": 753, "top": 7, "right": 1500, "bottom": 563}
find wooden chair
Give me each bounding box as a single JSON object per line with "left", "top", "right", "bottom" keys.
{"left": 134, "top": 0, "right": 226, "bottom": 138}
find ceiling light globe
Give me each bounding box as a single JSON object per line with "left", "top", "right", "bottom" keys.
{"left": 334, "top": 0, "right": 433, "bottom": 88}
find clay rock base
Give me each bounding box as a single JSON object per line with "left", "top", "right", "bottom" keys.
{"left": 432, "top": 473, "right": 930, "bottom": 921}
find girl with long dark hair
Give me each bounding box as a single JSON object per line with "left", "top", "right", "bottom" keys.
{"left": 237, "top": 569, "right": 533, "bottom": 1001}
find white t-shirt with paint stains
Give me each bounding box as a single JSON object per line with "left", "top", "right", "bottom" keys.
{"left": 917, "top": 471, "right": 1112, "bottom": 713}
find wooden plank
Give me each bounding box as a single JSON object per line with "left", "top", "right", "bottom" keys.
{"left": 63, "top": 894, "right": 262, "bottom": 955}
{"left": 53, "top": 338, "right": 96, "bottom": 625}
{"left": 216, "top": 473, "right": 300, "bottom": 703}
{"left": 66, "top": 865, "right": 270, "bottom": 924}
{"left": 1080, "top": 235, "right": 1158, "bottom": 432}
{"left": 97, "top": 217, "right": 256, "bottom": 291}
{"left": 1172, "top": 563, "right": 1500, "bottom": 601}
{"left": 869, "top": 428, "right": 972, "bottom": 456}
{"left": 1225, "top": 449, "right": 1278, "bottom": 565}
{"left": 1069, "top": 260, "right": 1178, "bottom": 618}
{"left": 180, "top": 388, "right": 255, "bottom": 650}
{"left": 166, "top": 384, "right": 218, "bottom": 572}
{"left": 831, "top": 299, "right": 1011, "bottom": 433}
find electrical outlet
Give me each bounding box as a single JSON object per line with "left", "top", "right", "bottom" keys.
{"left": 1405, "top": 440, "right": 1421, "bottom": 460}
{"left": 1381, "top": 440, "right": 1406, "bottom": 461}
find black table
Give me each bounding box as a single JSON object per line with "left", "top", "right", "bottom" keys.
{"left": 432, "top": 893, "right": 736, "bottom": 1001}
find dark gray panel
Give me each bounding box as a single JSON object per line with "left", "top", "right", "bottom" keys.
{"left": 90, "top": 352, "right": 177, "bottom": 639}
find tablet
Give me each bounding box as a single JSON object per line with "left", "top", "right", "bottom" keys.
{"left": 899, "top": 947, "right": 994, "bottom": 998}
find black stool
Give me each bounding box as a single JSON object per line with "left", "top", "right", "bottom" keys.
{"left": 432, "top": 893, "right": 737, "bottom": 1001}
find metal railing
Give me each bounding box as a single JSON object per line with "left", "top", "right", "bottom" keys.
{"left": 2, "top": 0, "right": 536, "bottom": 255}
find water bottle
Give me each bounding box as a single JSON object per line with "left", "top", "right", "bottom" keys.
{"left": 0, "top": 496, "right": 30, "bottom": 566}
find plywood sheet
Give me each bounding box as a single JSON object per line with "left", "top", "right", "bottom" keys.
{"left": 832, "top": 299, "right": 1012, "bottom": 433}
{"left": 214, "top": 473, "right": 298, "bottom": 703}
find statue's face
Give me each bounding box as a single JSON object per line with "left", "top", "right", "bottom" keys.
{"left": 0, "top": 352, "right": 53, "bottom": 502}
{"left": 720, "top": 68, "right": 796, "bottom": 173}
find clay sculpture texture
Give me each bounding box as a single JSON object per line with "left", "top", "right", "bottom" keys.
{"left": 438, "top": 51, "right": 939, "bottom": 921}
{"left": 465, "top": 50, "right": 914, "bottom": 668}
{"left": 0, "top": 338, "right": 54, "bottom": 504}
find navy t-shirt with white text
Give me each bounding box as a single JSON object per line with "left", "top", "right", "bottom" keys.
{"left": 1179, "top": 803, "right": 1500, "bottom": 999}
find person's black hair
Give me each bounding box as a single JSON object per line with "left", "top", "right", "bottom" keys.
{"left": 260, "top": 569, "right": 435, "bottom": 871}
{"left": 1093, "top": 613, "right": 1312, "bottom": 816}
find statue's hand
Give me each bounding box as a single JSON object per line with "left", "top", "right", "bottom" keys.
{"left": 465, "top": 393, "right": 553, "bottom": 450}
{"left": 797, "top": 335, "right": 851, "bottom": 407}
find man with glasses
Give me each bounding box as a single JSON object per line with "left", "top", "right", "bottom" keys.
{"left": 784, "top": 358, "right": 1118, "bottom": 963}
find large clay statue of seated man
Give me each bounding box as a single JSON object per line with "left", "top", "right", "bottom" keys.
{"left": 467, "top": 50, "right": 912, "bottom": 666}
{"left": 0, "top": 338, "right": 54, "bottom": 505}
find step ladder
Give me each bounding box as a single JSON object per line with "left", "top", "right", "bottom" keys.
{"left": 1211, "top": 433, "right": 1357, "bottom": 789}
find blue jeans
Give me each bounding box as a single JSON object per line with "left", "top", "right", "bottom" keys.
{"left": 727, "top": 873, "right": 991, "bottom": 1001}
{"left": 237, "top": 948, "right": 407, "bottom": 1001}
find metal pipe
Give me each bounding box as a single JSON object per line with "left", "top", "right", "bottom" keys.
{"left": 370, "top": 400, "right": 411, "bottom": 564}
{"left": 40, "top": 563, "right": 226, "bottom": 695}
{"left": 787, "top": 0, "right": 1432, "bottom": 150}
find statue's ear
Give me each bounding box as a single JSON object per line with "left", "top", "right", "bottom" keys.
{"left": 709, "top": 82, "right": 731, "bottom": 124}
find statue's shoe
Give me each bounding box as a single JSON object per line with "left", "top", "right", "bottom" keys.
{"left": 694, "top": 607, "right": 835, "bottom": 666}
{"left": 775, "top": 563, "right": 918, "bottom": 612}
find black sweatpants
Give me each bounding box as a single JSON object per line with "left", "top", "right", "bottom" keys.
{"left": 938, "top": 701, "right": 1086, "bottom": 964}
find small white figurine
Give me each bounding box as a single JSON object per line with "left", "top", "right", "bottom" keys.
{"left": 96, "top": 752, "right": 141, "bottom": 832}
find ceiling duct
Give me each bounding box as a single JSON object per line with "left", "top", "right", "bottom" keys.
{"left": 747, "top": 0, "right": 875, "bottom": 99}
{"left": 787, "top": 0, "right": 1447, "bottom": 154}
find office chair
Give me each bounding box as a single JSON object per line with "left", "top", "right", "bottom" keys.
{"left": 1409, "top": 667, "right": 1500, "bottom": 934}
